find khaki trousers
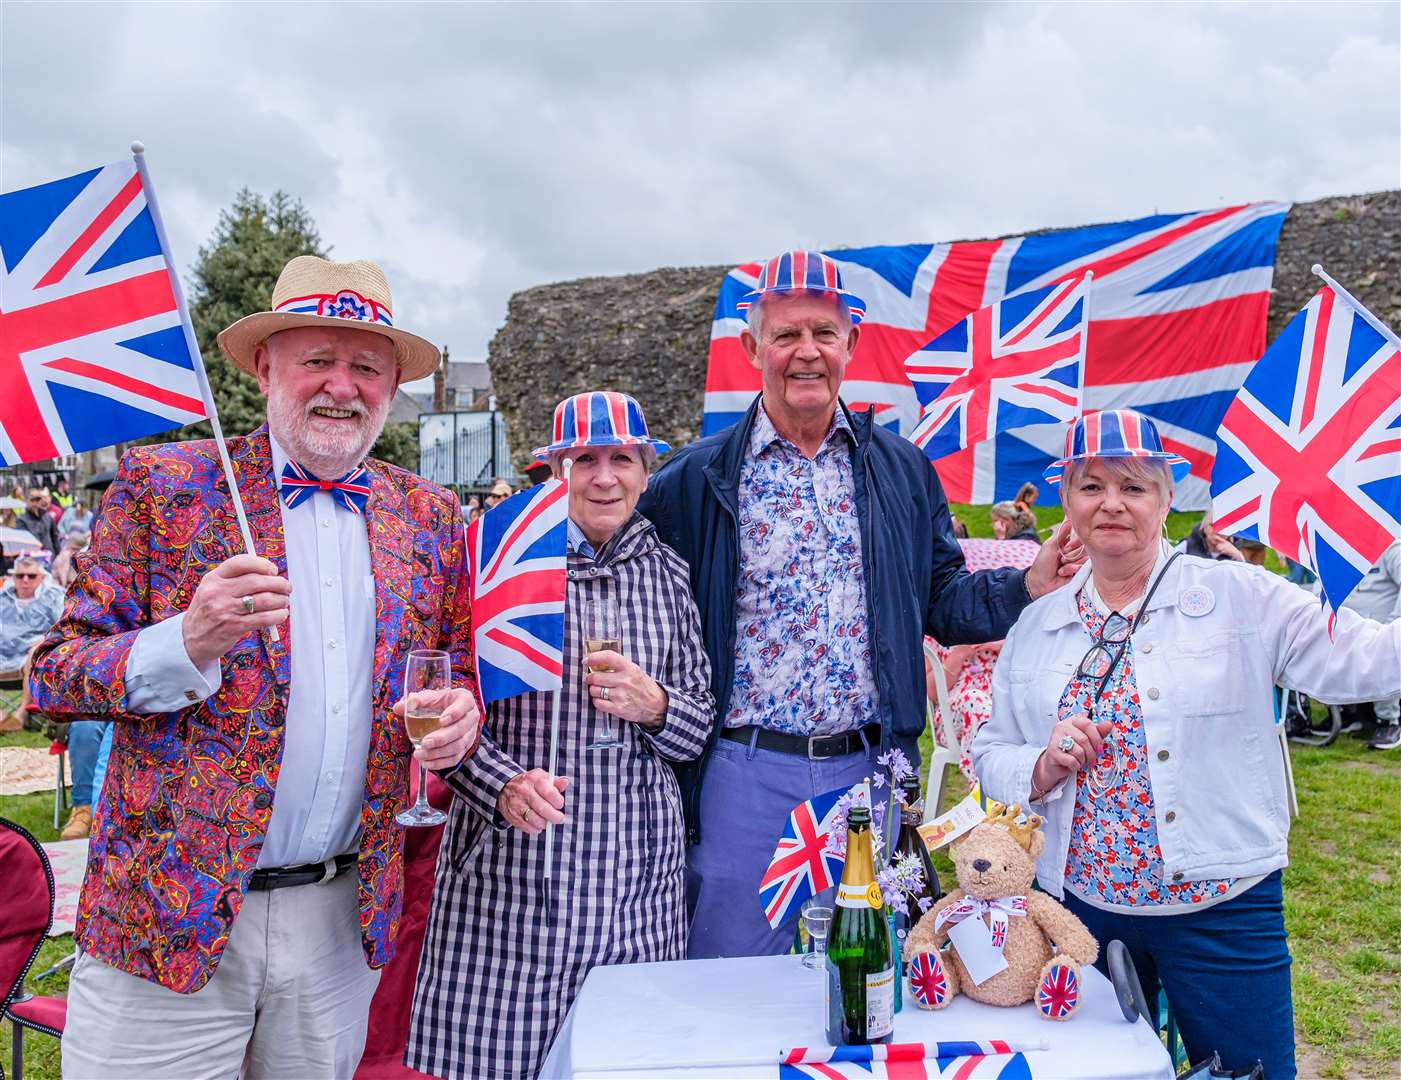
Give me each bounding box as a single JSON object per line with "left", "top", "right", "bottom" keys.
{"left": 61, "top": 870, "right": 381, "bottom": 1080}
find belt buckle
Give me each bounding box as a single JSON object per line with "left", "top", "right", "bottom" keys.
{"left": 807, "top": 734, "right": 837, "bottom": 761}
{"left": 313, "top": 858, "right": 339, "bottom": 886}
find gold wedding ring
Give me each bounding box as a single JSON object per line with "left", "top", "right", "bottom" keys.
{"left": 241, "top": 595, "right": 255, "bottom": 616}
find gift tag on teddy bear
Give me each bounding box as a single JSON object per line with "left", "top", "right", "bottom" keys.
{"left": 948, "top": 915, "right": 1009, "bottom": 985}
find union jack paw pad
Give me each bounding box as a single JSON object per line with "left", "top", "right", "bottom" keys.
{"left": 908, "top": 951, "right": 950, "bottom": 1009}
{"left": 1036, "top": 959, "right": 1080, "bottom": 1020}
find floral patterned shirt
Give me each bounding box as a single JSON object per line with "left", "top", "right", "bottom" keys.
{"left": 1061, "top": 588, "right": 1237, "bottom": 910}
{"left": 725, "top": 405, "right": 879, "bottom": 736}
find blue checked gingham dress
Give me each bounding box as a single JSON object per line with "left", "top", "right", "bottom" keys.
{"left": 407, "top": 512, "right": 715, "bottom": 1080}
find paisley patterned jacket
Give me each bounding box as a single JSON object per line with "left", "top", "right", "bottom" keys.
{"left": 30, "top": 426, "right": 473, "bottom": 993}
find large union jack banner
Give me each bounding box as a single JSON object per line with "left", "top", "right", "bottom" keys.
{"left": 907, "top": 275, "right": 1087, "bottom": 462}
{"left": 759, "top": 786, "right": 848, "bottom": 929}
{"left": 703, "top": 202, "right": 1289, "bottom": 507}
{"left": 0, "top": 158, "right": 207, "bottom": 466}
{"left": 466, "top": 479, "right": 569, "bottom": 706}
{"left": 1211, "top": 280, "right": 1401, "bottom": 629}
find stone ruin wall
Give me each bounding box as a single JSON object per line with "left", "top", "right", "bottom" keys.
{"left": 488, "top": 191, "right": 1400, "bottom": 473}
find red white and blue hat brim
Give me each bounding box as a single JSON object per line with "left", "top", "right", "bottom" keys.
{"left": 735, "top": 285, "right": 867, "bottom": 324}
{"left": 532, "top": 434, "right": 672, "bottom": 462}
{"left": 1044, "top": 450, "right": 1191, "bottom": 487}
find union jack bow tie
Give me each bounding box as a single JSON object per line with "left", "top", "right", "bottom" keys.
{"left": 279, "top": 461, "right": 371, "bottom": 515}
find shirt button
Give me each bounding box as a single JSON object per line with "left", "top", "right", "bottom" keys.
{"left": 328, "top": 640, "right": 338, "bottom": 650}
{"left": 1157, "top": 749, "right": 1169, "bottom": 761}
{"left": 325, "top": 772, "right": 335, "bottom": 783}
{"left": 321, "top": 520, "right": 331, "bottom": 529}
{"left": 1172, "top": 871, "right": 1184, "bottom": 882}
{"left": 325, "top": 577, "right": 334, "bottom": 587}
{"left": 1147, "top": 687, "right": 1161, "bottom": 700}
{"left": 184, "top": 690, "right": 199, "bottom": 702}
{"left": 1142, "top": 643, "right": 1153, "bottom": 654}
{"left": 1165, "top": 810, "right": 1177, "bottom": 823}
{"left": 332, "top": 704, "right": 342, "bottom": 715}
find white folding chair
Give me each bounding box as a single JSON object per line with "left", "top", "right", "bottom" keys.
{"left": 921, "top": 640, "right": 963, "bottom": 824}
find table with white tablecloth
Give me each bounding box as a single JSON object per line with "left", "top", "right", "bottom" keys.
{"left": 540, "top": 953, "right": 1173, "bottom": 1079}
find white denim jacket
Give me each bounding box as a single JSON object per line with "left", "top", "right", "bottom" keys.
{"left": 971, "top": 553, "right": 1401, "bottom": 897}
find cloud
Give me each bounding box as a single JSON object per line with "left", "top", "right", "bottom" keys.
{"left": 3, "top": 0, "right": 1397, "bottom": 385}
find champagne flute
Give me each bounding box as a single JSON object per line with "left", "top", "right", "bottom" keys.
{"left": 396, "top": 649, "right": 451, "bottom": 827}
{"left": 584, "top": 596, "right": 625, "bottom": 750}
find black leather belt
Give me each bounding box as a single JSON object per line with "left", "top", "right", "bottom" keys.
{"left": 720, "top": 723, "right": 880, "bottom": 761}
{"left": 248, "top": 853, "right": 357, "bottom": 892}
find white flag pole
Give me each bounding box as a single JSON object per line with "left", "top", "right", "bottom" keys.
{"left": 1311, "top": 264, "right": 1401, "bottom": 352}
{"left": 132, "top": 141, "right": 278, "bottom": 642}
{"left": 1075, "top": 271, "right": 1094, "bottom": 418}
{"left": 543, "top": 457, "right": 573, "bottom": 882}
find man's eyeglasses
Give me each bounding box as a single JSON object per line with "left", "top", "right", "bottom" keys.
{"left": 12, "top": 572, "right": 41, "bottom": 580}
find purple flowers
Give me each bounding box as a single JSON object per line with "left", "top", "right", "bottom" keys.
{"left": 822, "top": 749, "right": 928, "bottom": 909}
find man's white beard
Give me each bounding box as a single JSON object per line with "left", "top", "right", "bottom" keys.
{"left": 265, "top": 384, "right": 390, "bottom": 478}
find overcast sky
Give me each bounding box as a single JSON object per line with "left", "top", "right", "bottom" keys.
{"left": 3, "top": 1, "right": 1398, "bottom": 389}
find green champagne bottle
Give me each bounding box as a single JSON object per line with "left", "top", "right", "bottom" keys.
{"left": 825, "top": 803, "right": 894, "bottom": 1045}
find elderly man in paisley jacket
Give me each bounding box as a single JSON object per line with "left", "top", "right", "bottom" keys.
{"left": 31, "top": 257, "right": 480, "bottom": 1080}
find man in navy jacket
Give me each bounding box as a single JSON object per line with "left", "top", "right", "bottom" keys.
{"left": 638, "top": 250, "right": 1078, "bottom": 958}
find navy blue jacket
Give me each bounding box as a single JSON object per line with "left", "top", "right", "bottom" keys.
{"left": 638, "top": 397, "right": 1031, "bottom": 842}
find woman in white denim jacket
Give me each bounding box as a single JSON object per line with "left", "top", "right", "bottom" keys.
{"left": 972, "top": 410, "right": 1400, "bottom": 1080}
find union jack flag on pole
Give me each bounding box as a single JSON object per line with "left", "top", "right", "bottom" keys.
{"left": 1211, "top": 267, "right": 1401, "bottom": 633}
{"left": 703, "top": 202, "right": 1289, "bottom": 507}
{"left": 0, "top": 154, "right": 208, "bottom": 466}
{"left": 466, "top": 479, "right": 569, "bottom": 706}
{"left": 759, "top": 786, "right": 848, "bottom": 929}
{"left": 907, "top": 274, "right": 1089, "bottom": 462}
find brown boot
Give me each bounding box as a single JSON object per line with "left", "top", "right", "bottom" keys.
{"left": 60, "top": 805, "right": 92, "bottom": 841}
{"left": 0, "top": 711, "right": 22, "bottom": 733}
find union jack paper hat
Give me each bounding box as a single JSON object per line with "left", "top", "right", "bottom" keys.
{"left": 217, "top": 256, "right": 440, "bottom": 382}
{"left": 532, "top": 391, "right": 672, "bottom": 462}
{"left": 736, "top": 250, "right": 866, "bottom": 324}
{"left": 1044, "top": 409, "right": 1190, "bottom": 486}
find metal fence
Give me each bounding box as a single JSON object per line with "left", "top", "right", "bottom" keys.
{"left": 418, "top": 411, "right": 513, "bottom": 491}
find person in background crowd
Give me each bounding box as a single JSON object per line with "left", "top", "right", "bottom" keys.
{"left": 410, "top": 391, "right": 714, "bottom": 1080}
{"left": 484, "top": 477, "right": 513, "bottom": 508}
{"left": 1341, "top": 538, "right": 1401, "bottom": 751}
{"left": 0, "top": 556, "right": 64, "bottom": 732}
{"left": 59, "top": 499, "right": 93, "bottom": 538}
{"left": 32, "top": 255, "right": 481, "bottom": 1080}
{"left": 51, "top": 531, "right": 90, "bottom": 590}
{"left": 523, "top": 460, "right": 552, "bottom": 488}
{"left": 1237, "top": 537, "right": 1269, "bottom": 566}
{"left": 973, "top": 409, "right": 1401, "bottom": 1080}
{"left": 990, "top": 482, "right": 1041, "bottom": 543}
{"left": 1184, "top": 508, "right": 1245, "bottom": 562}
{"left": 52, "top": 476, "right": 74, "bottom": 512}
{"left": 17, "top": 488, "right": 60, "bottom": 556}
{"left": 639, "top": 249, "right": 1082, "bottom": 959}
{"left": 949, "top": 513, "right": 970, "bottom": 539}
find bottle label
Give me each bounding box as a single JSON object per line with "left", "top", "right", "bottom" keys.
{"left": 865, "top": 967, "right": 894, "bottom": 1038}
{"left": 835, "top": 882, "right": 869, "bottom": 909}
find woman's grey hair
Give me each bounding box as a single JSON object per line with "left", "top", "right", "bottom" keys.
{"left": 746, "top": 293, "right": 853, "bottom": 342}
{"left": 1060, "top": 456, "right": 1174, "bottom": 504}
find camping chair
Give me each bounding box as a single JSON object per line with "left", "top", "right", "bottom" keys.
{"left": 921, "top": 639, "right": 963, "bottom": 824}
{"left": 0, "top": 817, "right": 66, "bottom": 1080}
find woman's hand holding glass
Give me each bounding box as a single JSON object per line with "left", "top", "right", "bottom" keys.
{"left": 1032, "top": 713, "right": 1114, "bottom": 797}
{"left": 583, "top": 650, "right": 668, "bottom": 730}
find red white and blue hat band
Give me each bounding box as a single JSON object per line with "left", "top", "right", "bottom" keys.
{"left": 736, "top": 250, "right": 866, "bottom": 324}
{"left": 533, "top": 391, "right": 672, "bottom": 461}
{"left": 274, "top": 289, "right": 393, "bottom": 327}
{"left": 1045, "top": 409, "right": 1190, "bottom": 486}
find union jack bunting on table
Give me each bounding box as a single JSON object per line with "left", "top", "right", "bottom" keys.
{"left": 759, "top": 786, "right": 848, "bottom": 929}
{"left": 466, "top": 479, "right": 569, "bottom": 706}
{"left": 1036, "top": 962, "right": 1080, "bottom": 1020}
{"left": 906, "top": 275, "right": 1087, "bottom": 462}
{"left": 0, "top": 157, "right": 207, "bottom": 466}
{"left": 703, "top": 202, "right": 1289, "bottom": 507}
{"left": 778, "top": 1041, "right": 1034, "bottom": 1079}
{"left": 1211, "top": 277, "right": 1401, "bottom": 634}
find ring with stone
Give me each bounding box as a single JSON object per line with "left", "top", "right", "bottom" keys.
{"left": 1057, "top": 734, "right": 1076, "bottom": 753}
{"left": 601, "top": 686, "right": 611, "bottom": 701}
{"left": 240, "top": 595, "right": 255, "bottom": 616}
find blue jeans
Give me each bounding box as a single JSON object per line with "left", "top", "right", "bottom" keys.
{"left": 68, "top": 719, "right": 112, "bottom": 807}
{"left": 1062, "top": 871, "right": 1294, "bottom": 1079}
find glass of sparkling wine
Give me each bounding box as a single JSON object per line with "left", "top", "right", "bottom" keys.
{"left": 584, "top": 596, "right": 625, "bottom": 750}
{"left": 396, "top": 649, "right": 451, "bottom": 827}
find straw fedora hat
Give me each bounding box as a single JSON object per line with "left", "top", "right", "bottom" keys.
{"left": 216, "top": 256, "right": 440, "bottom": 382}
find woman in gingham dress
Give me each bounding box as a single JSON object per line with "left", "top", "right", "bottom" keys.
{"left": 408, "top": 392, "right": 714, "bottom": 1080}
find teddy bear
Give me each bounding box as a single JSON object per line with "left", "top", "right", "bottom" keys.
{"left": 902, "top": 805, "right": 1098, "bottom": 1020}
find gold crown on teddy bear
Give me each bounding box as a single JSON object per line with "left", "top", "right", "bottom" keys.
{"left": 982, "top": 804, "right": 1043, "bottom": 852}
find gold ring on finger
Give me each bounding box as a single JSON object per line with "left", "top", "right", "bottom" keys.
{"left": 241, "top": 595, "right": 255, "bottom": 616}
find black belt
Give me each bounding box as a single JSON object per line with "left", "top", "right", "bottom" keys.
{"left": 248, "top": 853, "right": 357, "bottom": 892}
{"left": 720, "top": 723, "right": 880, "bottom": 761}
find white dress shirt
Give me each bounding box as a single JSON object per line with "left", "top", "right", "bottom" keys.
{"left": 124, "top": 435, "right": 376, "bottom": 868}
